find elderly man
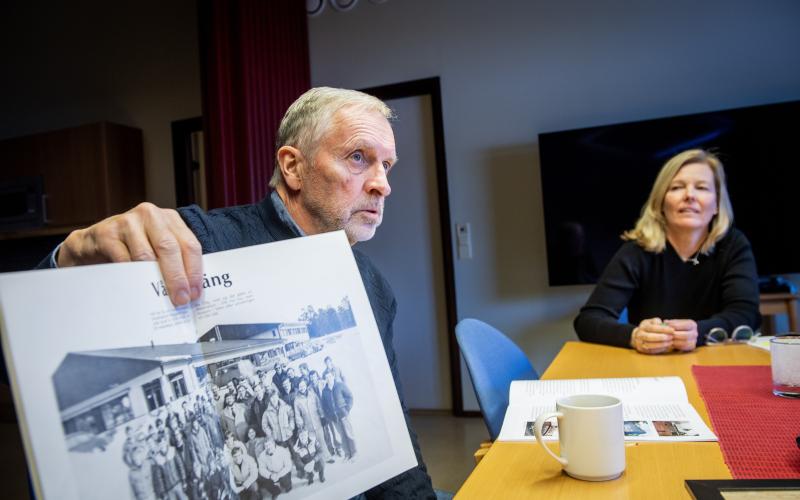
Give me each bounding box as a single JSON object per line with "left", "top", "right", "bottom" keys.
{"left": 45, "top": 87, "right": 435, "bottom": 498}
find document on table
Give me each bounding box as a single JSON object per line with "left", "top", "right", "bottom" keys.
{"left": 498, "top": 376, "right": 717, "bottom": 442}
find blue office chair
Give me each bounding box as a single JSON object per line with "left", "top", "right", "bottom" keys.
{"left": 455, "top": 318, "right": 538, "bottom": 441}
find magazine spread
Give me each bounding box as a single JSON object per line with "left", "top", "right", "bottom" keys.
{"left": 0, "top": 231, "right": 417, "bottom": 500}
{"left": 498, "top": 376, "right": 717, "bottom": 442}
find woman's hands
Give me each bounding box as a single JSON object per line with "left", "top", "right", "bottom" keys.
{"left": 630, "top": 318, "right": 674, "bottom": 354}
{"left": 664, "top": 319, "right": 699, "bottom": 351}
{"left": 630, "top": 318, "right": 699, "bottom": 354}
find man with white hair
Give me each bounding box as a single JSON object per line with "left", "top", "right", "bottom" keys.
{"left": 47, "top": 87, "right": 436, "bottom": 498}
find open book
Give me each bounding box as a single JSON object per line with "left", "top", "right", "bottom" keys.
{"left": 0, "top": 231, "right": 417, "bottom": 500}
{"left": 498, "top": 377, "right": 717, "bottom": 442}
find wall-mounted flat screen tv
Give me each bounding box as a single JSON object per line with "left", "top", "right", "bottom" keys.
{"left": 539, "top": 99, "right": 799, "bottom": 286}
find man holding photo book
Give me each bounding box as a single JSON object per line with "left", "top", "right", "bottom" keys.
{"left": 38, "top": 87, "right": 436, "bottom": 499}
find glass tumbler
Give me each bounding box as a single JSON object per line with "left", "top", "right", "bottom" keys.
{"left": 771, "top": 335, "right": 800, "bottom": 398}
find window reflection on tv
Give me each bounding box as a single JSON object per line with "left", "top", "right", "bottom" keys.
{"left": 538, "top": 99, "right": 800, "bottom": 286}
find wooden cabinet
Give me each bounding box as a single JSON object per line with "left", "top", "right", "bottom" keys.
{"left": 0, "top": 122, "right": 145, "bottom": 237}
{"left": 0, "top": 122, "right": 145, "bottom": 272}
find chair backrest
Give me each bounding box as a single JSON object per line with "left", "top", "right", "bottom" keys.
{"left": 455, "top": 318, "right": 538, "bottom": 441}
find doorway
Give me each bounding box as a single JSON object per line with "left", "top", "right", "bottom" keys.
{"left": 171, "top": 117, "right": 207, "bottom": 209}
{"left": 359, "top": 78, "right": 461, "bottom": 413}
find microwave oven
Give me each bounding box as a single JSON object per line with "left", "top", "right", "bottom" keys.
{"left": 0, "top": 176, "right": 46, "bottom": 231}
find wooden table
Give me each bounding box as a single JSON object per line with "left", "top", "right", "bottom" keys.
{"left": 456, "top": 341, "right": 771, "bottom": 499}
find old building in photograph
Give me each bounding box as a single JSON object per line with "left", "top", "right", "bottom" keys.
{"left": 53, "top": 322, "right": 309, "bottom": 439}
{"left": 198, "top": 322, "right": 311, "bottom": 360}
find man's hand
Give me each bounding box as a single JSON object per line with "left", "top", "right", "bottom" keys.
{"left": 664, "top": 319, "right": 699, "bottom": 352}
{"left": 630, "top": 317, "right": 674, "bottom": 355}
{"left": 58, "top": 202, "right": 203, "bottom": 306}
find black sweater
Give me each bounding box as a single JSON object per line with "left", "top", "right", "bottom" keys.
{"left": 574, "top": 228, "right": 760, "bottom": 348}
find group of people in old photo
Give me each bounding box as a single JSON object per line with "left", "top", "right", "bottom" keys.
{"left": 122, "top": 355, "right": 355, "bottom": 500}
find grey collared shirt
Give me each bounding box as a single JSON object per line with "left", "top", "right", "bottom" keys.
{"left": 270, "top": 191, "right": 305, "bottom": 237}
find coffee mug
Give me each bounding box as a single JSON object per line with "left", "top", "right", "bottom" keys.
{"left": 533, "top": 394, "right": 625, "bottom": 481}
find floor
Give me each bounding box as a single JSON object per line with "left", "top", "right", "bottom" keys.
{"left": 409, "top": 411, "right": 489, "bottom": 495}
{"left": 0, "top": 412, "right": 487, "bottom": 499}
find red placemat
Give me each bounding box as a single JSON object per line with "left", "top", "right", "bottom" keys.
{"left": 692, "top": 365, "right": 800, "bottom": 478}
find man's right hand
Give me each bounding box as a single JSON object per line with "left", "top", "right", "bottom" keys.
{"left": 58, "top": 202, "right": 203, "bottom": 306}
{"left": 630, "top": 317, "right": 675, "bottom": 355}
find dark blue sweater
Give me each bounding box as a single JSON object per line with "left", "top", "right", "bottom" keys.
{"left": 178, "top": 195, "right": 435, "bottom": 499}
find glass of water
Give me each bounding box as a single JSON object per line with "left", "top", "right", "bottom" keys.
{"left": 770, "top": 335, "right": 800, "bottom": 398}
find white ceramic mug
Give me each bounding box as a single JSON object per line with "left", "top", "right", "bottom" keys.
{"left": 533, "top": 394, "right": 625, "bottom": 481}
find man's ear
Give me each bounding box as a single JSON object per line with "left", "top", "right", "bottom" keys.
{"left": 276, "top": 145, "right": 304, "bottom": 191}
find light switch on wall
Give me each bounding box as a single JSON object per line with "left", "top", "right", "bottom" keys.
{"left": 456, "top": 223, "right": 472, "bottom": 260}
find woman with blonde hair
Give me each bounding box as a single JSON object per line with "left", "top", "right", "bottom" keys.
{"left": 574, "top": 149, "right": 759, "bottom": 354}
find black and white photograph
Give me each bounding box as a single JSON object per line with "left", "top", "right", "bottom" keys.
{"left": 0, "top": 233, "right": 416, "bottom": 500}
{"left": 52, "top": 294, "right": 393, "bottom": 500}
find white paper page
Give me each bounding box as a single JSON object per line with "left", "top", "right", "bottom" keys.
{"left": 0, "top": 231, "right": 417, "bottom": 500}
{"left": 498, "top": 377, "right": 716, "bottom": 442}
{"left": 747, "top": 336, "right": 772, "bottom": 351}
{"left": 508, "top": 376, "right": 688, "bottom": 406}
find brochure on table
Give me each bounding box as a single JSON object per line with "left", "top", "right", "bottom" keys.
{"left": 498, "top": 376, "right": 717, "bottom": 442}
{"left": 0, "top": 231, "right": 417, "bottom": 500}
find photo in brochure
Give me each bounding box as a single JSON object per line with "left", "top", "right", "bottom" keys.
{"left": 623, "top": 420, "right": 650, "bottom": 437}
{"left": 0, "top": 232, "right": 417, "bottom": 500}
{"left": 653, "top": 421, "right": 700, "bottom": 438}
{"left": 524, "top": 420, "right": 557, "bottom": 438}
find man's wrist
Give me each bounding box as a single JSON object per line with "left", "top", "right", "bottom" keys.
{"left": 50, "top": 242, "right": 63, "bottom": 269}
{"left": 630, "top": 327, "right": 638, "bottom": 348}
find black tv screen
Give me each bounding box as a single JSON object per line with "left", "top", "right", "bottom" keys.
{"left": 539, "top": 99, "right": 800, "bottom": 286}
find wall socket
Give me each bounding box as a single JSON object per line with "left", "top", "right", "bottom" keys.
{"left": 456, "top": 223, "right": 472, "bottom": 260}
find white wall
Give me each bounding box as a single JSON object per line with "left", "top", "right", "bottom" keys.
{"left": 307, "top": 0, "right": 800, "bottom": 406}
{"left": 0, "top": 0, "right": 202, "bottom": 208}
